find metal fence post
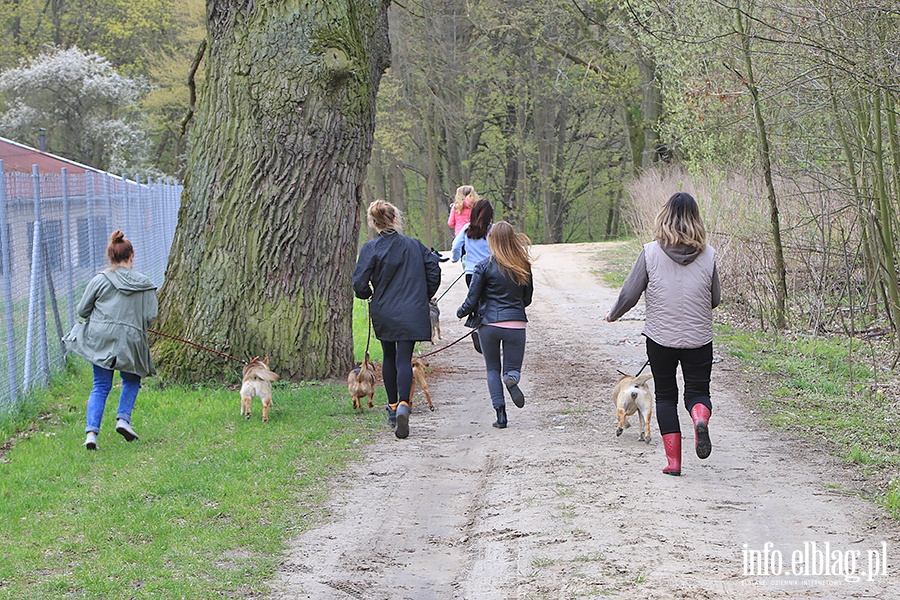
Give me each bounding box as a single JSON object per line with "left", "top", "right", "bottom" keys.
{"left": 162, "top": 179, "right": 171, "bottom": 253}
{"left": 86, "top": 171, "right": 96, "bottom": 270}
{"left": 61, "top": 167, "right": 75, "bottom": 329}
{"left": 105, "top": 173, "right": 113, "bottom": 234}
{"left": 125, "top": 174, "right": 133, "bottom": 249}
{"left": 0, "top": 161, "right": 18, "bottom": 409}
{"left": 24, "top": 165, "right": 49, "bottom": 391}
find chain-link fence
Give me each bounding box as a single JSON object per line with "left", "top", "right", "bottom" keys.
{"left": 0, "top": 161, "right": 181, "bottom": 413}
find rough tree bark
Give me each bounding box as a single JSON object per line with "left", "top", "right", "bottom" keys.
{"left": 154, "top": 0, "right": 391, "bottom": 381}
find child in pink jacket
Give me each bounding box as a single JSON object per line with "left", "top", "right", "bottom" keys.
{"left": 448, "top": 185, "right": 478, "bottom": 236}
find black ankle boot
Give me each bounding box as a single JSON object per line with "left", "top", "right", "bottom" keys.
{"left": 492, "top": 405, "right": 507, "bottom": 429}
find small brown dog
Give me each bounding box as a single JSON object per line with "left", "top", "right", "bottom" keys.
{"left": 410, "top": 357, "right": 434, "bottom": 411}
{"left": 612, "top": 372, "right": 653, "bottom": 443}
{"left": 348, "top": 352, "right": 377, "bottom": 412}
{"left": 240, "top": 356, "right": 280, "bottom": 422}
{"left": 429, "top": 299, "right": 441, "bottom": 344}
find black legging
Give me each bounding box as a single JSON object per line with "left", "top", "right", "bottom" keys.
{"left": 646, "top": 337, "right": 713, "bottom": 435}
{"left": 381, "top": 340, "right": 416, "bottom": 405}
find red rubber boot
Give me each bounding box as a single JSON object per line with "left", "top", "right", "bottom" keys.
{"left": 691, "top": 404, "right": 712, "bottom": 459}
{"left": 662, "top": 433, "right": 681, "bottom": 476}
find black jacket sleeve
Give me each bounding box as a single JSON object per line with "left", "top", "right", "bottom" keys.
{"left": 423, "top": 245, "right": 441, "bottom": 299}
{"left": 352, "top": 243, "right": 375, "bottom": 300}
{"left": 457, "top": 261, "right": 486, "bottom": 319}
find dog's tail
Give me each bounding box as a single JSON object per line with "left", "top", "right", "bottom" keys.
{"left": 250, "top": 359, "right": 281, "bottom": 383}
{"left": 256, "top": 369, "right": 281, "bottom": 383}
{"left": 632, "top": 372, "right": 653, "bottom": 387}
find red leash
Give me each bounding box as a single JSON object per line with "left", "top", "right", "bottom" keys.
{"left": 416, "top": 329, "right": 476, "bottom": 359}
{"left": 148, "top": 328, "right": 247, "bottom": 364}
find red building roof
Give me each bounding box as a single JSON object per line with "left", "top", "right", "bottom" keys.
{"left": 0, "top": 137, "right": 101, "bottom": 175}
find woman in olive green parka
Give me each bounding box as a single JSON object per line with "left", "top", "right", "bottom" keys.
{"left": 65, "top": 231, "right": 158, "bottom": 450}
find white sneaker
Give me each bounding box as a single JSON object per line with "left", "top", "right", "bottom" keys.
{"left": 115, "top": 419, "right": 139, "bottom": 442}
{"left": 84, "top": 432, "right": 98, "bottom": 450}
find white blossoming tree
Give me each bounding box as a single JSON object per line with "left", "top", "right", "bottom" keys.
{"left": 0, "top": 46, "right": 149, "bottom": 172}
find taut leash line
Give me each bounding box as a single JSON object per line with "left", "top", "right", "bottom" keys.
{"left": 148, "top": 328, "right": 247, "bottom": 364}
{"left": 416, "top": 328, "right": 475, "bottom": 359}
{"left": 435, "top": 271, "right": 465, "bottom": 304}
{"left": 617, "top": 359, "right": 651, "bottom": 378}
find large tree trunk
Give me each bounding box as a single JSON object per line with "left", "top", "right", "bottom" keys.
{"left": 154, "top": 0, "right": 391, "bottom": 381}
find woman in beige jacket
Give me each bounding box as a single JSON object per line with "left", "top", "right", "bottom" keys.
{"left": 605, "top": 193, "right": 721, "bottom": 476}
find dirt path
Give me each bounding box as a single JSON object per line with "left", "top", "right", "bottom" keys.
{"left": 268, "top": 242, "right": 899, "bottom": 599}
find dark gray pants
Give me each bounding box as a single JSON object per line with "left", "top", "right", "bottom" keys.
{"left": 478, "top": 325, "right": 526, "bottom": 409}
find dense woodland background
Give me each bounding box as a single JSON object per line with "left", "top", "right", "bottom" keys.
{"left": 2, "top": 0, "right": 899, "bottom": 340}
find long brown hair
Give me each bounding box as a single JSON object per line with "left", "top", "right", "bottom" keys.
{"left": 107, "top": 230, "right": 133, "bottom": 265}
{"left": 487, "top": 221, "right": 531, "bottom": 286}
{"left": 467, "top": 199, "right": 494, "bottom": 239}
{"left": 653, "top": 192, "right": 707, "bottom": 251}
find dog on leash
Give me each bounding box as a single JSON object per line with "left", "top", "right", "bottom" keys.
{"left": 240, "top": 356, "right": 280, "bottom": 422}
{"left": 612, "top": 372, "right": 653, "bottom": 443}
{"left": 429, "top": 299, "right": 441, "bottom": 344}
{"left": 410, "top": 357, "right": 434, "bottom": 411}
{"left": 348, "top": 352, "right": 377, "bottom": 412}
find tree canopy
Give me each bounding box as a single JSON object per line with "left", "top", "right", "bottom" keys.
{"left": 0, "top": 46, "right": 149, "bottom": 172}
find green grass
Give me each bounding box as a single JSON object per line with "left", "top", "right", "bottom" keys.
{"left": 718, "top": 328, "right": 900, "bottom": 514}
{"left": 0, "top": 357, "right": 385, "bottom": 598}
{"left": 590, "top": 238, "right": 640, "bottom": 289}
{"left": 353, "top": 297, "right": 382, "bottom": 364}
{"left": 886, "top": 483, "right": 900, "bottom": 519}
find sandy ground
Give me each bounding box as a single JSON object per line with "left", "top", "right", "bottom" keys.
{"left": 267, "top": 242, "right": 899, "bottom": 599}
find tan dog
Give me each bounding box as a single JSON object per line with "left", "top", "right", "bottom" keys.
{"left": 612, "top": 372, "right": 653, "bottom": 443}
{"left": 410, "top": 357, "right": 434, "bottom": 411}
{"left": 348, "top": 352, "right": 377, "bottom": 412}
{"left": 240, "top": 356, "right": 280, "bottom": 422}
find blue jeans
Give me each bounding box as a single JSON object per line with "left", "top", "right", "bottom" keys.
{"left": 478, "top": 325, "right": 526, "bottom": 409}
{"left": 85, "top": 364, "right": 142, "bottom": 434}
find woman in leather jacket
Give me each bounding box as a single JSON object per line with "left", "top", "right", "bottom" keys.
{"left": 456, "top": 221, "right": 533, "bottom": 429}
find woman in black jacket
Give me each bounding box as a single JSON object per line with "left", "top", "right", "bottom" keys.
{"left": 456, "top": 221, "right": 534, "bottom": 429}
{"left": 353, "top": 200, "right": 441, "bottom": 439}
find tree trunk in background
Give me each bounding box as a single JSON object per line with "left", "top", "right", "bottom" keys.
{"left": 389, "top": 159, "right": 406, "bottom": 214}
{"left": 424, "top": 104, "right": 440, "bottom": 248}
{"left": 638, "top": 55, "right": 662, "bottom": 169}
{"left": 736, "top": 4, "right": 787, "bottom": 329}
{"left": 500, "top": 104, "right": 519, "bottom": 214}
{"left": 154, "top": 0, "right": 391, "bottom": 381}
{"left": 370, "top": 149, "right": 388, "bottom": 203}
{"left": 539, "top": 97, "right": 567, "bottom": 244}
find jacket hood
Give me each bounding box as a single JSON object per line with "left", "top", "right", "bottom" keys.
{"left": 102, "top": 268, "right": 157, "bottom": 294}
{"left": 660, "top": 242, "right": 704, "bottom": 265}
